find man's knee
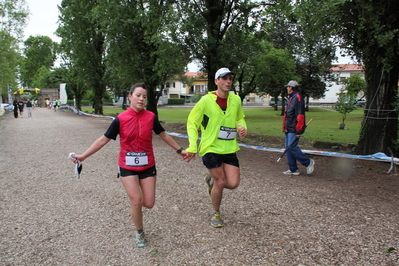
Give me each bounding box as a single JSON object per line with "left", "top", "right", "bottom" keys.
{"left": 227, "top": 178, "right": 240, "bottom": 189}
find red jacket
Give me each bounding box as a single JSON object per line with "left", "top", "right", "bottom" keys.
{"left": 118, "top": 108, "right": 155, "bottom": 171}
{"left": 282, "top": 91, "right": 306, "bottom": 134}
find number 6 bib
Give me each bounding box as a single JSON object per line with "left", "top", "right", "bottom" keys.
{"left": 125, "top": 151, "right": 149, "bottom": 167}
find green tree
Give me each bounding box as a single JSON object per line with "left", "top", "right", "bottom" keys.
{"left": 57, "top": 0, "right": 107, "bottom": 114}
{"left": 0, "top": 0, "right": 28, "bottom": 36}
{"left": 261, "top": 0, "right": 296, "bottom": 51}
{"left": 332, "top": 94, "right": 357, "bottom": 129}
{"left": 0, "top": 31, "right": 21, "bottom": 99}
{"left": 176, "top": 0, "right": 265, "bottom": 91}
{"left": 64, "top": 66, "right": 87, "bottom": 110}
{"left": 20, "top": 35, "right": 58, "bottom": 87}
{"left": 0, "top": 0, "right": 28, "bottom": 99}
{"left": 43, "top": 67, "right": 68, "bottom": 89}
{"left": 262, "top": 0, "right": 336, "bottom": 112}
{"left": 251, "top": 42, "right": 297, "bottom": 111}
{"left": 105, "top": 0, "right": 190, "bottom": 115}
{"left": 224, "top": 31, "right": 263, "bottom": 101}
{"left": 330, "top": 0, "right": 399, "bottom": 156}
{"left": 342, "top": 73, "right": 366, "bottom": 98}
{"left": 293, "top": 0, "right": 337, "bottom": 110}
{"left": 30, "top": 66, "right": 50, "bottom": 88}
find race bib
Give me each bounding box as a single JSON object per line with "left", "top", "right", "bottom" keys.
{"left": 125, "top": 151, "right": 148, "bottom": 167}
{"left": 218, "top": 126, "right": 237, "bottom": 140}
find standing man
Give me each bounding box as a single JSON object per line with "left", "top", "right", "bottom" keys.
{"left": 185, "top": 67, "right": 247, "bottom": 228}
{"left": 26, "top": 99, "right": 33, "bottom": 117}
{"left": 282, "top": 80, "right": 315, "bottom": 175}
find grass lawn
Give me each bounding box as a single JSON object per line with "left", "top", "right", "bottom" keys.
{"left": 81, "top": 106, "right": 364, "bottom": 144}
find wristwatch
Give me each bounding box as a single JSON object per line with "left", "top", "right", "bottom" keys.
{"left": 176, "top": 147, "right": 184, "bottom": 154}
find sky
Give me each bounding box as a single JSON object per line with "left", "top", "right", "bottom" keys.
{"left": 23, "top": 0, "right": 62, "bottom": 42}
{"left": 23, "top": 0, "right": 352, "bottom": 69}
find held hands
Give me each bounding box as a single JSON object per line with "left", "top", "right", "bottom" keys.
{"left": 179, "top": 150, "right": 195, "bottom": 162}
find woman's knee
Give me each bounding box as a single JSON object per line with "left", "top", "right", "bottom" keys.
{"left": 143, "top": 198, "right": 155, "bottom": 209}
{"left": 129, "top": 195, "right": 143, "bottom": 209}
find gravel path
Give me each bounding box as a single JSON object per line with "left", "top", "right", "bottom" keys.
{"left": 1, "top": 107, "right": 398, "bottom": 265}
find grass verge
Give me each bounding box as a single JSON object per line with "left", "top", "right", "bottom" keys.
{"left": 81, "top": 106, "right": 364, "bottom": 144}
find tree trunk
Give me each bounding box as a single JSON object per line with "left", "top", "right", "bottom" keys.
{"left": 305, "top": 95, "right": 309, "bottom": 112}
{"left": 355, "top": 61, "right": 398, "bottom": 156}
{"left": 93, "top": 92, "right": 103, "bottom": 115}
{"left": 146, "top": 83, "right": 158, "bottom": 116}
{"left": 122, "top": 91, "right": 128, "bottom": 111}
{"left": 93, "top": 80, "right": 106, "bottom": 115}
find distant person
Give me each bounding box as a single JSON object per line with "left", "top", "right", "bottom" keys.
{"left": 18, "top": 100, "right": 24, "bottom": 118}
{"left": 26, "top": 99, "right": 33, "bottom": 117}
{"left": 13, "top": 100, "right": 18, "bottom": 118}
{"left": 70, "top": 83, "right": 190, "bottom": 248}
{"left": 282, "top": 80, "right": 314, "bottom": 175}
{"left": 185, "top": 67, "right": 247, "bottom": 228}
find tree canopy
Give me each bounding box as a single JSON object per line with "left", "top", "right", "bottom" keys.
{"left": 57, "top": 0, "right": 107, "bottom": 114}
{"left": 50, "top": 0, "right": 398, "bottom": 156}
{"left": 176, "top": 0, "right": 265, "bottom": 91}
{"left": 0, "top": 0, "right": 28, "bottom": 99}
{"left": 20, "top": 35, "right": 58, "bottom": 87}
{"left": 105, "top": 0, "right": 190, "bottom": 115}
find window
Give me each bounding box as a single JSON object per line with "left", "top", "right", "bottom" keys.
{"left": 338, "top": 77, "right": 346, "bottom": 85}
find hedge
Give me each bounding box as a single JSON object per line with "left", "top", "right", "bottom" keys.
{"left": 66, "top": 100, "right": 113, "bottom": 106}
{"left": 167, "top": 98, "right": 185, "bottom": 105}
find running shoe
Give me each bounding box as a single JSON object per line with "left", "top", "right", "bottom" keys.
{"left": 283, "top": 169, "right": 300, "bottom": 175}
{"left": 307, "top": 159, "right": 315, "bottom": 174}
{"left": 135, "top": 231, "right": 146, "bottom": 248}
{"left": 204, "top": 174, "right": 213, "bottom": 195}
{"left": 211, "top": 211, "right": 223, "bottom": 228}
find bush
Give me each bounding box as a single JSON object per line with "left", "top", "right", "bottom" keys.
{"left": 66, "top": 100, "right": 91, "bottom": 106}
{"left": 167, "top": 98, "right": 185, "bottom": 105}
{"left": 103, "top": 101, "right": 114, "bottom": 106}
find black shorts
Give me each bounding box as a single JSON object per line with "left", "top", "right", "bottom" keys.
{"left": 202, "top": 153, "right": 239, "bottom": 169}
{"left": 118, "top": 165, "right": 157, "bottom": 179}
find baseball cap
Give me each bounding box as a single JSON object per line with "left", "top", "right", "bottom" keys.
{"left": 215, "top": 68, "right": 235, "bottom": 79}
{"left": 284, "top": 80, "right": 299, "bottom": 87}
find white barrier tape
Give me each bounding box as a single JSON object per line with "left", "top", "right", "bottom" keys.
{"left": 63, "top": 106, "right": 399, "bottom": 166}
{"left": 166, "top": 131, "right": 399, "bottom": 165}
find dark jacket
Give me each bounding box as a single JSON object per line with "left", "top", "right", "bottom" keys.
{"left": 282, "top": 91, "right": 306, "bottom": 134}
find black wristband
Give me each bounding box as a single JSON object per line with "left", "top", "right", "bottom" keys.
{"left": 176, "top": 147, "right": 184, "bottom": 154}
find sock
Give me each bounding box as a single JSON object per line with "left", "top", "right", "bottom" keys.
{"left": 137, "top": 229, "right": 144, "bottom": 234}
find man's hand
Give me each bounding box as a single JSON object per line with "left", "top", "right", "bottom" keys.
{"left": 181, "top": 151, "right": 196, "bottom": 162}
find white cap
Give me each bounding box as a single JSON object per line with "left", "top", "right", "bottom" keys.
{"left": 215, "top": 68, "right": 234, "bottom": 79}
{"left": 284, "top": 80, "right": 299, "bottom": 87}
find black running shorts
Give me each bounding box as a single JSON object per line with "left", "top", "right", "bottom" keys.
{"left": 202, "top": 153, "right": 239, "bottom": 169}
